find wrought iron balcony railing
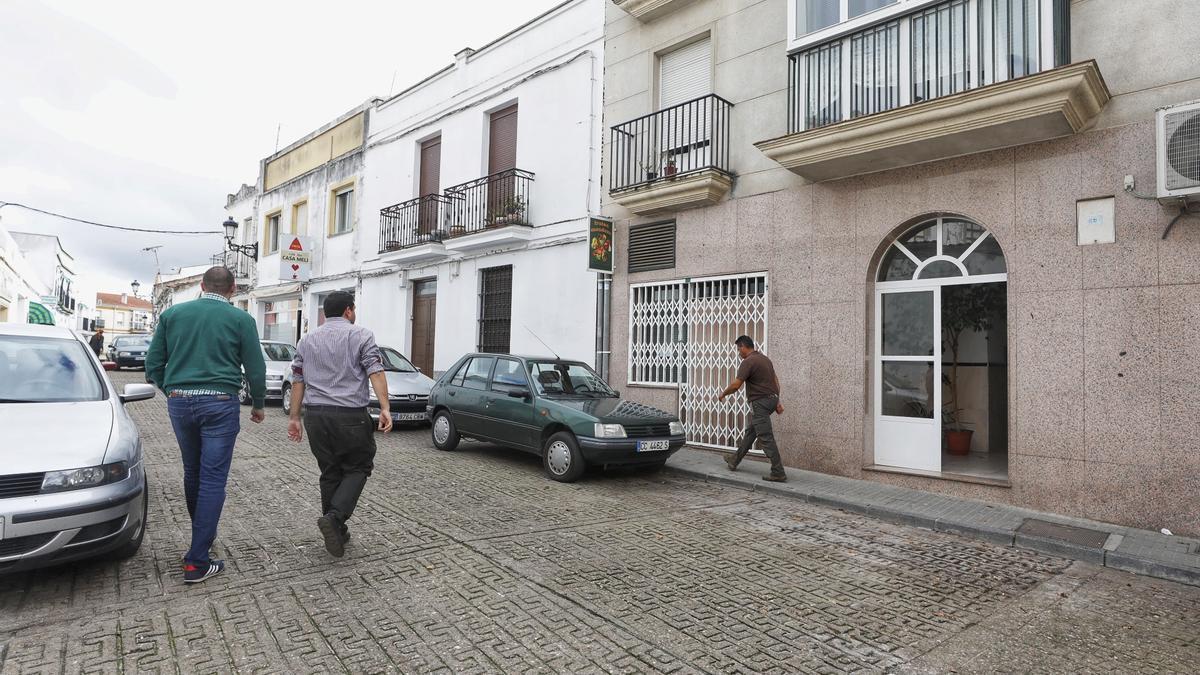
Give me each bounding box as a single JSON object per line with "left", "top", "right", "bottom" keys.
{"left": 787, "top": 0, "right": 1068, "bottom": 134}
{"left": 379, "top": 194, "right": 454, "bottom": 253}
{"left": 609, "top": 94, "right": 733, "bottom": 193}
{"left": 211, "top": 251, "right": 256, "bottom": 280}
{"left": 443, "top": 168, "right": 535, "bottom": 237}
{"left": 377, "top": 169, "right": 535, "bottom": 254}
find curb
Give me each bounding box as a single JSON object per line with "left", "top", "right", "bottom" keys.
{"left": 663, "top": 462, "right": 1200, "bottom": 588}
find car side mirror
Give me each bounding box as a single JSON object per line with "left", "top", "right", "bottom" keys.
{"left": 507, "top": 388, "right": 531, "bottom": 400}
{"left": 120, "top": 383, "right": 156, "bottom": 404}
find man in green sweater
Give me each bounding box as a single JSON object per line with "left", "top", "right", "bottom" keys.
{"left": 146, "top": 266, "right": 266, "bottom": 584}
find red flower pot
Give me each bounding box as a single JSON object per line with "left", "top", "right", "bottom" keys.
{"left": 945, "top": 430, "right": 973, "bottom": 456}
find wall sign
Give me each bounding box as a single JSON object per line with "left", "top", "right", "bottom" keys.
{"left": 587, "top": 217, "right": 614, "bottom": 274}
{"left": 280, "top": 235, "right": 312, "bottom": 281}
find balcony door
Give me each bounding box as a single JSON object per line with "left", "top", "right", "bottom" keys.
{"left": 658, "top": 37, "right": 712, "bottom": 174}
{"left": 487, "top": 104, "right": 519, "bottom": 222}
{"left": 418, "top": 136, "right": 441, "bottom": 235}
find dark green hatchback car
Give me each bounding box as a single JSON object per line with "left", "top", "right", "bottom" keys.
{"left": 427, "top": 354, "right": 685, "bottom": 481}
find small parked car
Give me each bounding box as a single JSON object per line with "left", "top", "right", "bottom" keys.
{"left": 0, "top": 324, "right": 155, "bottom": 574}
{"left": 368, "top": 347, "right": 436, "bottom": 426}
{"left": 280, "top": 345, "right": 434, "bottom": 421}
{"left": 106, "top": 334, "right": 152, "bottom": 370}
{"left": 239, "top": 340, "right": 295, "bottom": 406}
{"left": 427, "top": 354, "right": 685, "bottom": 482}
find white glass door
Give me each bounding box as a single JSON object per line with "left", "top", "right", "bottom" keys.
{"left": 874, "top": 285, "right": 941, "bottom": 472}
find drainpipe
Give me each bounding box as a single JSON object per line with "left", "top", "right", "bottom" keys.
{"left": 586, "top": 48, "right": 611, "bottom": 381}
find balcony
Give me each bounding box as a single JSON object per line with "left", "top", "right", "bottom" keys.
{"left": 757, "top": 0, "right": 1108, "bottom": 182}
{"left": 611, "top": 0, "right": 700, "bottom": 22}
{"left": 212, "top": 251, "right": 256, "bottom": 283}
{"left": 377, "top": 169, "right": 535, "bottom": 261}
{"left": 441, "top": 169, "right": 535, "bottom": 253}
{"left": 609, "top": 95, "right": 733, "bottom": 216}
{"left": 378, "top": 195, "right": 453, "bottom": 264}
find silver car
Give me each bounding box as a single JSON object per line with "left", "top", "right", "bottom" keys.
{"left": 0, "top": 324, "right": 155, "bottom": 574}
{"left": 239, "top": 340, "right": 295, "bottom": 406}
{"left": 280, "top": 345, "right": 434, "bottom": 423}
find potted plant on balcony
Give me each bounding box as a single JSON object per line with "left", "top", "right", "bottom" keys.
{"left": 487, "top": 196, "right": 527, "bottom": 228}
{"left": 449, "top": 223, "right": 466, "bottom": 238}
{"left": 639, "top": 156, "right": 658, "bottom": 182}
{"left": 663, "top": 158, "right": 678, "bottom": 177}
{"left": 941, "top": 283, "right": 1005, "bottom": 456}
{"left": 384, "top": 240, "right": 403, "bottom": 252}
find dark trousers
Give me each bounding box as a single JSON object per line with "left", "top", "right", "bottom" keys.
{"left": 303, "top": 408, "right": 376, "bottom": 526}
{"left": 167, "top": 395, "right": 240, "bottom": 565}
{"left": 731, "top": 394, "right": 786, "bottom": 477}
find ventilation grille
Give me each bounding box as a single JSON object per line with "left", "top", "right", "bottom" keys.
{"left": 628, "top": 222, "right": 676, "bottom": 273}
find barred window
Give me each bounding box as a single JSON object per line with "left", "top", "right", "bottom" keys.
{"left": 477, "top": 265, "right": 512, "bottom": 354}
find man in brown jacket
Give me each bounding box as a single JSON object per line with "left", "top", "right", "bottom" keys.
{"left": 718, "top": 335, "right": 786, "bottom": 482}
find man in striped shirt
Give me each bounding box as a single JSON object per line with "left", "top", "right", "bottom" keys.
{"left": 287, "top": 291, "right": 391, "bottom": 557}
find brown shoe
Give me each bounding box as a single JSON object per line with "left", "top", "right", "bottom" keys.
{"left": 724, "top": 455, "right": 739, "bottom": 471}
{"left": 762, "top": 474, "right": 787, "bottom": 483}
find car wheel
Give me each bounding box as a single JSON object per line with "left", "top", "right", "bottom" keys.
{"left": 431, "top": 410, "right": 460, "bottom": 451}
{"left": 238, "top": 378, "right": 251, "bottom": 406}
{"left": 543, "top": 432, "right": 585, "bottom": 482}
{"left": 113, "top": 479, "right": 149, "bottom": 560}
{"left": 282, "top": 384, "right": 292, "bottom": 415}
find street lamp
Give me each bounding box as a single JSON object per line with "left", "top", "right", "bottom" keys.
{"left": 131, "top": 279, "right": 141, "bottom": 297}
{"left": 223, "top": 216, "right": 259, "bottom": 260}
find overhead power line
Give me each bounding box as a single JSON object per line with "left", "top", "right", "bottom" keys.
{"left": 0, "top": 201, "right": 223, "bottom": 235}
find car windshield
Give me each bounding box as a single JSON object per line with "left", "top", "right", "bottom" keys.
{"left": 262, "top": 342, "right": 296, "bottom": 361}
{"left": 527, "top": 361, "right": 617, "bottom": 398}
{"left": 0, "top": 335, "right": 104, "bottom": 403}
{"left": 381, "top": 349, "right": 417, "bottom": 373}
{"left": 115, "top": 336, "right": 150, "bottom": 347}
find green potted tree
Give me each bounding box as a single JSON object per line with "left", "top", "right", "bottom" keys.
{"left": 941, "top": 283, "right": 1005, "bottom": 455}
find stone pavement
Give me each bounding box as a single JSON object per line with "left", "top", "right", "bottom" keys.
{"left": 666, "top": 449, "right": 1200, "bottom": 587}
{"left": 0, "top": 371, "right": 1196, "bottom": 673}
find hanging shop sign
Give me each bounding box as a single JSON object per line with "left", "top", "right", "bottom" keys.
{"left": 587, "top": 217, "right": 614, "bottom": 274}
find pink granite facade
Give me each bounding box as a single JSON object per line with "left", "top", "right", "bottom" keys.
{"left": 610, "top": 119, "right": 1200, "bottom": 536}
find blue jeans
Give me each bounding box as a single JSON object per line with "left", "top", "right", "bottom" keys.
{"left": 167, "top": 395, "right": 240, "bottom": 565}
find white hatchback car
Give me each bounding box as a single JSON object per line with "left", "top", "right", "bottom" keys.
{"left": 0, "top": 323, "right": 155, "bottom": 574}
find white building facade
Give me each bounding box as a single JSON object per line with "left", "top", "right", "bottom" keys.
{"left": 224, "top": 0, "right": 605, "bottom": 376}
{"left": 0, "top": 225, "right": 49, "bottom": 325}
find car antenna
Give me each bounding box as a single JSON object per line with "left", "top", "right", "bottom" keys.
{"left": 523, "top": 324, "right": 561, "bottom": 361}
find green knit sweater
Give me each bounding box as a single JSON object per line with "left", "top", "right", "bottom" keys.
{"left": 145, "top": 297, "right": 267, "bottom": 407}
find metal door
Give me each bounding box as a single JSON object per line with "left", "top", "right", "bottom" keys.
{"left": 873, "top": 285, "right": 941, "bottom": 472}
{"left": 679, "top": 273, "right": 768, "bottom": 450}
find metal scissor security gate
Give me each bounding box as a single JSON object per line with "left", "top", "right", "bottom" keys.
{"left": 629, "top": 273, "right": 768, "bottom": 451}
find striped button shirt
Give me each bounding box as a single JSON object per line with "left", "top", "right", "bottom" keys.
{"left": 290, "top": 317, "right": 384, "bottom": 408}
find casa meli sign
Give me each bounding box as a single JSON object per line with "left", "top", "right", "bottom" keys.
{"left": 280, "top": 235, "right": 312, "bottom": 282}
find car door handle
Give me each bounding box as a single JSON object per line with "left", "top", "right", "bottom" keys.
{"left": 449, "top": 391, "right": 455, "bottom": 396}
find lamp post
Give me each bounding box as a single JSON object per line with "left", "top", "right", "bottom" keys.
{"left": 131, "top": 279, "right": 140, "bottom": 297}
{"left": 223, "top": 217, "right": 259, "bottom": 261}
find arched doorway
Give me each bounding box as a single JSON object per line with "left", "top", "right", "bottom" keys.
{"left": 873, "top": 216, "right": 1008, "bottom": 477}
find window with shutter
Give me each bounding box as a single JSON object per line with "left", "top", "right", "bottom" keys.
{"left": 488, "top": 104, "right": 518, "bottom": 175}
{"left": 628, "top": 221, "right": 676, "bottom": 273}
{"left": 659, "top": 38, "right": 711, "bottom": 110}
{"left": 419, "top": 137, "right": 442, "bottom": 234}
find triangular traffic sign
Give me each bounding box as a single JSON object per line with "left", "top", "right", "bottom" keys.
{"left": 289, "top": 238, "right": 303, "bottom": 251}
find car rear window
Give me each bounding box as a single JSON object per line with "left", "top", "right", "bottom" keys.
{"left": 0, "top": 335, "right": 104, "bottom": 403}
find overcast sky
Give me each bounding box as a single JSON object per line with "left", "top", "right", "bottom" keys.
{"left": 0, "top": 0, "right": 565, "bottom": 300}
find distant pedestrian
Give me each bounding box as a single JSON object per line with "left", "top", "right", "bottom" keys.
{"left": 286, "top": 291, "right": 391, "bottom": 558}
{"left": 88, "top": 328, "right": 104, "bottom": 358}
{"left": 718, "top": 335, "right": 787, "bottom": 482}
{"left": 145, "top": 267, "right": 266, "bottom": 584}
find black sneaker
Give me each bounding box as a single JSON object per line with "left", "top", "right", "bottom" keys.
{"left": 762, "top": 474, "right": 787, "bottom": 483}
{"left": 341, "top": 526, "right": 351, "bottom": 543}
{"left": 318, "top": 514, "right": 345, "bottom": 557}
{"left": 724, "top": 455, "right": 739, "bottom": 471}
{"left": 183, "top": 560, "right": 225, "bottom": 584}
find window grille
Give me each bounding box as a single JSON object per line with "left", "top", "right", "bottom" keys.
{"left": 477, "top": 265, "right": 512, "bottom": 354}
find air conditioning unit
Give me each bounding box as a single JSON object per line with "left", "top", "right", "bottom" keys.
{"left": 1157, "top": 100, "right": 1200, "bottom": 200}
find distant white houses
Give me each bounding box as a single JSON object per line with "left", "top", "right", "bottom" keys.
{"left": 221, "top": 0, "right": 605, "bottom": 374}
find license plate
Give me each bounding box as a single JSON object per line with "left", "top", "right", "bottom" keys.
{"left": 393, "top": 412, "right": 426, "bottom": 421}
{"left": 636, "top": 440, "right": 670, "bottom": 452}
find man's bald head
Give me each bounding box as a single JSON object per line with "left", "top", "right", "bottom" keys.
{"left": 201, "top": 266, "right": 235, "bottom": 297}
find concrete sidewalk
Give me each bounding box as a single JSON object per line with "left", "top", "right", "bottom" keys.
{"left": 666, "top": 447, "right": 1200, "bottom": 587}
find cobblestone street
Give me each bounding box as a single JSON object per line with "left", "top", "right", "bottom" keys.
{"left": 2, "top": 372, "right": 1198, "bottom": 673}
